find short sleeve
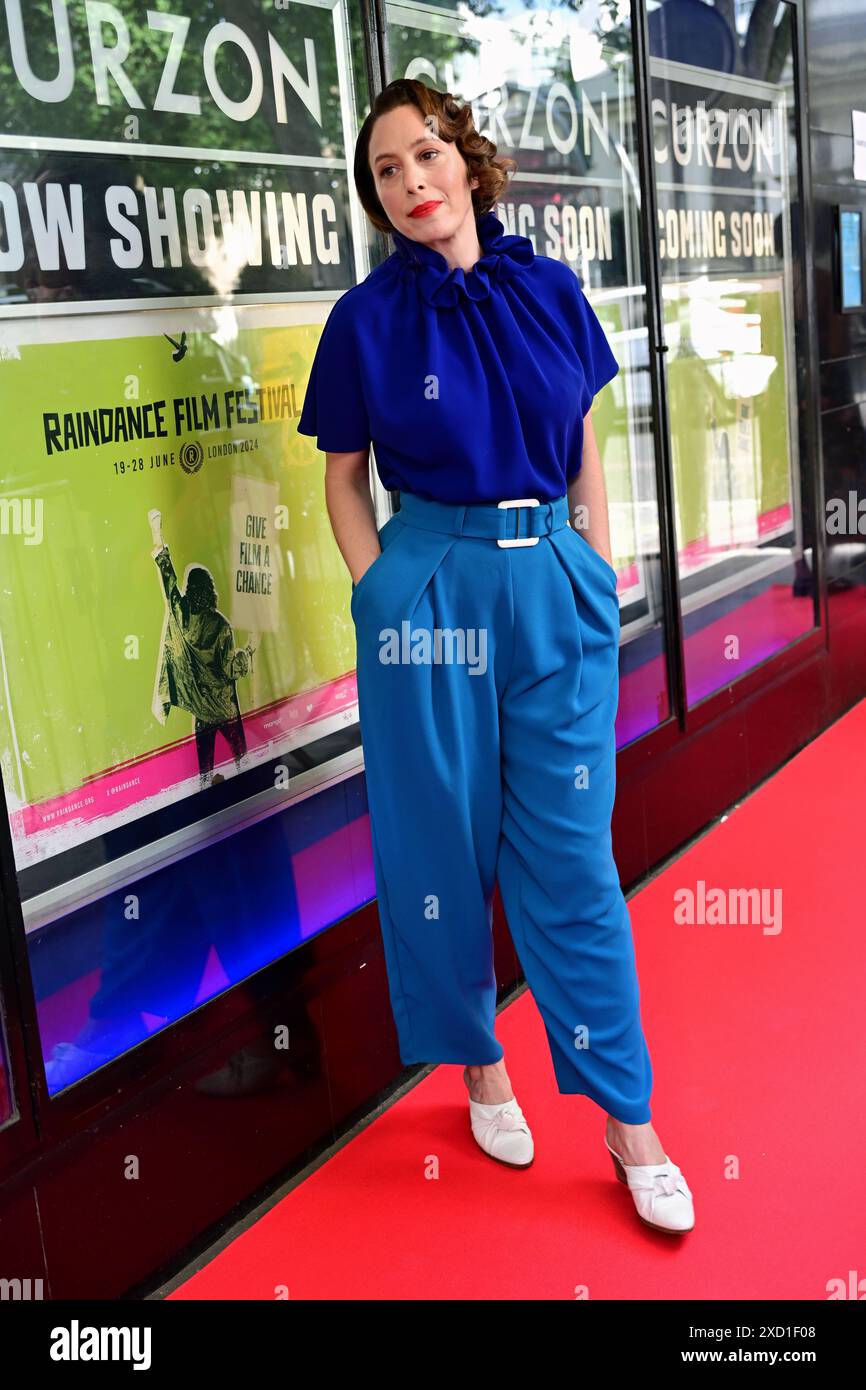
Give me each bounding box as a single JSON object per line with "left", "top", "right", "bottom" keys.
{"left": 297, "top": 294, "right": 371, "bottom": 452}
{"left": 570, "top": 272, "right": 619, "bottom": 408}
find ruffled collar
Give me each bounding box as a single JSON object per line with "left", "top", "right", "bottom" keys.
{"left": 390, "top": 210, "right": 535, "bottom": 309}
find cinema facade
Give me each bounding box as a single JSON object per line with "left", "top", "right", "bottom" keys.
{"left": 1, "top": 0, "right": 865, "bottom": 1297}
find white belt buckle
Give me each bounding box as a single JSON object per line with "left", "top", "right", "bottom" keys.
{"left": 497, "top": 497, "right": 541, "bottom": 547}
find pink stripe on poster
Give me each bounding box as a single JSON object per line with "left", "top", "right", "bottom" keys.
{"left": 13, "top": 674, "right": 359, "bottom": 842}
{"left": 677, "top": 503, "right": 794, "bottom": 574}
{"left": 758, "top": 502, "right": 793, "bottom": 536}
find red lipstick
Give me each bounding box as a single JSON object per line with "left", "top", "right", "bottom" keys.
{"left": 409, "top": 200, "right": 442, "bottom": 218}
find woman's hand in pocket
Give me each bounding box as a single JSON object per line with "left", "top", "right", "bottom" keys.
{"left": 323, "top": 449, "right": 382, "bottom": 587}
{"left": 352, "top": 553, "right": 381, "bottom": 587}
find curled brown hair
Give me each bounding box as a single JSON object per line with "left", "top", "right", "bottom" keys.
{"left": 354, "top": 79, "right": 517, "bottom": 236}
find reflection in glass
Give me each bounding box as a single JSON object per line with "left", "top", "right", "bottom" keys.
{"left": 649, "top": 0, "right": 815, "bottom": 707}
{"left": 1, "top": 301, "right": 377, "bottom": 1096}
{"left": 387, "top": 0, "right": 671, "bottom": 746}
{"left": 0, "top": 2, "right": 371, "bottom": 306}
{"left": 27, "top": 772, "right": 376, "bottom": 1096}
{"left": 0, "top": 3, "right": 381, "bottom": 1096}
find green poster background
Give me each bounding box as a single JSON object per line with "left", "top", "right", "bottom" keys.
{"left": 0, "top": 320, "right": 355, "bottom": 810}
{"left": 591, "top": 299, "right": 636, "bottom": 576}
{"left": 665, "top": 279, "right": 793, "bottom": 553}
{"left": 592, "top": 279, "right": 794, "bottom": 578}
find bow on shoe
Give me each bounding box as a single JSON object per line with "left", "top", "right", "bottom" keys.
{"left": 468, "top": 1097, "right": 535, "bottom": 1166}
{"left": 634, "top": 1169, "right": 679, "bottom": 1198}
{"left": 487, "top": 1107, "right": 520, "bottom": 1133}
{"left": 626, "top": 1162, "right": 691, "bottom": 1203}
{"left": 473, "top": 1101, "right": 529, "bottom": 1135}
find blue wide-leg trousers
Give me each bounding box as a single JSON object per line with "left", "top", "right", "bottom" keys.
{"left": 350, "top": 491, "right": 653, "bottom": 1124}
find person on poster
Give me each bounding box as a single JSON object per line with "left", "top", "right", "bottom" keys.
{"left": 149, "top": 509, "right": 255, "bottom": 789}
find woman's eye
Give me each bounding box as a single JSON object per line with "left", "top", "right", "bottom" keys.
{"left": 380, "top": 149, "right": 439, "bottom": 178}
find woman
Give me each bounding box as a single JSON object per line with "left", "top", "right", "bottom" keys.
{"left": 298, "top": 79, "right": 694, "bottom": 1235}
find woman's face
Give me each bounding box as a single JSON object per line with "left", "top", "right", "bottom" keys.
{"left": 368, "top": 103, "right": 479, "bottom": 243}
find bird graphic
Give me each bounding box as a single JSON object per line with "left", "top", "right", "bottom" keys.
{"left": 164, "top": 330, "right": 188, "bottom": 362}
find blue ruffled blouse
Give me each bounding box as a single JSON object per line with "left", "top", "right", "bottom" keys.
{"left": 297, "top": 210, "right": 619, "bottom": 504}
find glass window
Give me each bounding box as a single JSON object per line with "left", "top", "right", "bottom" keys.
{"left": 385, "top": 0, "right": 673, "bottom": 747}
{"left": 648, "top": 0, "right": 815, "bottom": 707}
{"left": 0, "top": 1, "right": 380, "bottom": 1095}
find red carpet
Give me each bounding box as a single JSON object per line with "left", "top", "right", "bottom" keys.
{"left": 169, "top": 700, "right": 866, "bottom": 1299}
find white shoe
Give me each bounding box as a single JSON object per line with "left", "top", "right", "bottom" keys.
{"left": 605, "top": 1135, "right": 695, "bottom": 1233}
{"left": 469, "top": 1095, "right": 534, "bottom": 1167}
